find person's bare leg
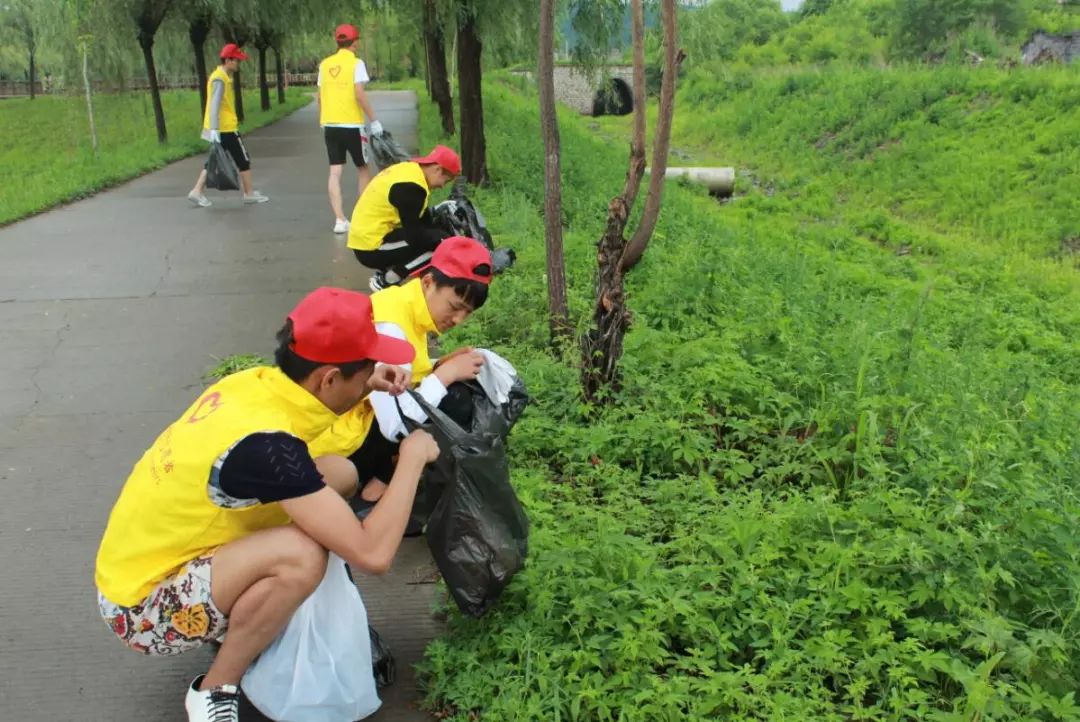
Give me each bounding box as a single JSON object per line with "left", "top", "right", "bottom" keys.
{"left": 315, "top": 454, "right": 358, "bottom": 499}
{"left": 328, "top": 165, "right": 345, "bottom": 221}
{"left": 201, "top": 525, "right": 327, "bottom": 689}
{"left": 191, "top": 169, "right": 208, "bottom": 195}
{"left": 357, "top": 164, "right": 372, "bottom": 199}
{"left": 239, "top": 170, "right": 254, "bottom": 196}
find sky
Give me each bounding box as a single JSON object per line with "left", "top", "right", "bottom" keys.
{"left": 782, "top": 0, "right": 804, "bottom": 10}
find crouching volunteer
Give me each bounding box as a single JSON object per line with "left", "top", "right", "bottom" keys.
{"left": 94, "top": 287, "right": 439, "bottom": 722}
{"left": 311, "top": 236, "right": 492, "bottom": 516}
{"left": 347, "top": 144, "right": 461, "bottom": 291}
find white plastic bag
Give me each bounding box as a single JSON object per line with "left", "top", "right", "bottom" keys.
{"left": 241, "top": 553, "right": 381, "bottom": 722}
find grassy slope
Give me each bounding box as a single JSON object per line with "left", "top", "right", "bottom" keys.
{"left": 414, "top": 67, "right": 1080, "bottom": 721}
{"left": 0, "top": 87, "right": 312, "bottom": 226}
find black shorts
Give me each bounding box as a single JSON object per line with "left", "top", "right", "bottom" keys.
{"left": 324, "top": 127, "right": 367, "bottom": 167}
{"left": 219, "top": 132, "right": 250, "bottom": 172}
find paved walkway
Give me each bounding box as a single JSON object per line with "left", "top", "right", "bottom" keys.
{"left": 0, "top": 93, "right": 440, "bottom": 721}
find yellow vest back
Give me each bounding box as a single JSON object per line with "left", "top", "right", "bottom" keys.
{"left": 318, "top": 49, "right": 365, "bottom": 126}
{"left": 347, "top": 162, "right": 429, "bottom": 251}
{"left": 95, "top": 367, "right": 338, "bottom": 607}
{"left": 308, "top": 280, "right": 437, "bottom": 457}
{"left": 203, "top": 66, "right": 238, "bottom": 132}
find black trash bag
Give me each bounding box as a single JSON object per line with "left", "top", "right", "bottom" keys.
{"left": 405, "top": 390, "right": 529, "bottom": 618}
{"left": 367, "top": 130, "right": 410, "bottom": 172}
{"left": 429, "top": 183, "right": 517, "bottom": 276}
{"left": 205, "top": 141, "right": 240, "bottom": 191}
{"left": 369, "top": 626, "right": 396, "bottom": 689}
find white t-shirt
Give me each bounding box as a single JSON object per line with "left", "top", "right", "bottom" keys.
{"left": 318, "top": 60, "right": 371, "bottom": 129}
{"left": 368, "top": 322, "right": 449, "bottom": 442}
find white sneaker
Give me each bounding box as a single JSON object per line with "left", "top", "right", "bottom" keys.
{"left": 187, "top": 191, "right": 211, "bottom": 208}
{"left": 185, "top": 675, "right": 239, "bottom": 722}
{"left": 368, "top": 271, "right": 386, "bottom": 293}
{"left": 333, "top": 218, "right": 350, "bottom": 234}
{"left": 243, "top": 190, "right": 270, "bottom": 204}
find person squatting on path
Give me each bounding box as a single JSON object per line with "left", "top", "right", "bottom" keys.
{"left": 188, "top": 43, "right": 270, "bottom": 208}
{"left": 347, "top": 144, "right": 462, "bottom": 291}
{"left": 311, "top": 236, "right": 492, "bottom": 521}
{"left": 94, "top": 288, "right": 440, "bottom": 722}
{"left": 317, "top": 23, "right": 383, "bottom": 235}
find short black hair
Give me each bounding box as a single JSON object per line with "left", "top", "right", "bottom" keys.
{"left": 424, "top": 267, "right": 489, "bottom": 309}
{"left": 337, "top": 38, "right": 355, "bottom": 49}
{"left": 274, "top": 320, "right": 374, "bottom": 382}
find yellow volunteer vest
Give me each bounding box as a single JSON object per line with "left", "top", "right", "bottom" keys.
{"left": 318, "top": 49, "right": 365, "bottom": 126}
{"left": 308, "top": 280, "right": 437, "bottom": 457}
{"left": 95, "top": 367, "right": 338, "bottom": 607}
{"left": 203, "top": 66, "right": 239, "bottom": 133}
{"left": 372, "top": 279, "right": 438, "bottom": 383}
{"left": 347, "top": 162, "right": 429, "bottom": 251}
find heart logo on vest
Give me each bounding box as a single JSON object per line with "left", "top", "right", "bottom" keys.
{"left": 329, "top": 65, "right": 341, "bottom": 79}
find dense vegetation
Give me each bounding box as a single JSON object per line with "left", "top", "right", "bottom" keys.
{"left": 0, "top": 88, "right": 309, "bottom": 226}
{"left": 414, "top": 64, "right": 1080, "bottom": 720}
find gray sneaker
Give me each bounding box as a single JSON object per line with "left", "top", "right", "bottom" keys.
{"left": 187, "top": 191, "right": 211, "bottom": 208}
{"left": 243, "top": 190, "right": 270, "bottom": 204}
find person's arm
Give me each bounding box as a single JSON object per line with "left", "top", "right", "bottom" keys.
{"left": 208, "top": 79, "right": 224, "bottom": 138}
{"left": 371, "top": 344, "right": 486, "bottom": 441}
{"left": 281, "top": 430, "right": 439, "bottom": 574}
{"left": 388, "top": 182, "right": 433, "bottom": 228}
{"left": 354, "top": 60, "right": 378, "bottom": 128}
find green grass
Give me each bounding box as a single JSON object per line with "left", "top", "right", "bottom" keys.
{"left": 0, "top": 87, "right": 312, "bottom": 226}
{"left": 205, "top": 353, "right": 268, "bottom": 381}
{"left": 410, "top": 69, "right": 1080, "bottom": 720}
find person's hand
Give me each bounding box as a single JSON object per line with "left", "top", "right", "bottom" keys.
{"left": 368, "top": 120, "right": 384, "bottom": 137}
{"left": 209, "top": 129, "right": 221, "bottom": 143}
{"left": 434, "top": 349, "right": 485, "bottom": 385}
{"left": 399, "top": 429, "right": 439, "bottom": 464}
{"left": 367, "top": 364, "right": 410, "bottom": 395}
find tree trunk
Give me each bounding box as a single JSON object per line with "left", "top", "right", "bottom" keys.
{"left": 456, "top": 11, "right": 487, "bottom": 185}
{"left": 274, "top": 46, "right": 285, "bottom": 104}
{"left": 424, "top": 0, "right": 454, "bottom": 135}
{"left": 189, "top": 14, "right": 211, "bottom": 114}
{"left": 621, "top": 1, "right": 685, "bottom": 272}
{"left": 138, "top": 30, "right": 168, "bottom": 144}
{"left": 81, "top": 45, "right": 98, "bottom": 153}
{"left": 257, "top": 45, "right": 271, "bottom": 111}
{"left": 233, "top": 69, "right": 245, "bottom": 122}
{"left": 580, "top": 0, "right": 651, "bottom": 403}
{"left": 538, "top": 0, "right": 570, "bottom": 340}
{"left": 27, "top": 30, "right": 36, "bottom": 100}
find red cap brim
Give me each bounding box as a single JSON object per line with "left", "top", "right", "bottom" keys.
{"left": 370, "top": 333, "right": 416, "bottom": 365}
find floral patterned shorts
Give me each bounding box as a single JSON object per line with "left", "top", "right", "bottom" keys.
{"left": 97, "top": 554, "right": 229, "bottom": 656}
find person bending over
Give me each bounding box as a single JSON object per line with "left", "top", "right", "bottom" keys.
{"left": 95, "top": 287, "right": 438, "bottom": 722}
{"left": 347, "top": 145, "right": 460, "bottom": 291}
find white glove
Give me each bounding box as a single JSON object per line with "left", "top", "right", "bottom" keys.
{"left": 209, "top": 129, "right": 221, "bottom": 143}
{"left": 368, "top": 120, "right": 384, "bottom": 137}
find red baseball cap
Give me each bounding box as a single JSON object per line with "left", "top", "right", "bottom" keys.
{"left": 413, "top": 145, "right": 461, "bottom": 177}
{"left": 335, "top": 24, "right": 359, "bottom": 42}
{"left": 219, "top": 43, "right": 249, "bottom": 61}
{"left": 417, "top": 236, "right": 493, "bottom": 285}
{"left": 287, "top": 287, "right": 415, "bottom": 365}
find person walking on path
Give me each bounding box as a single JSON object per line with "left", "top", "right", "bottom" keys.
{"left": 94, "top": 287, "right": 439, "bottom": 722}
{"left": 310, "top": 237, "right": 492, "bottom": 515}
{"left": 188, "top": 43, "right": 270, "bottom": 208}
{"left": 317, "top": 23, "right": 383, "bottom": 234}
{"left": 347, "top": 145, "right": 461, "bottom": 290}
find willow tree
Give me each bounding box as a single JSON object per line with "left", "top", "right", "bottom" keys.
{"left": 580, "top": 0, "right": 684, "bottom": 403}
{"left": 131, "top": 0, "right": 175, "bottom": 143}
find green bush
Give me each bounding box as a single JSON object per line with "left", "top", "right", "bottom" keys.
{"left": 413, "top": 69, "right": 1080, "bottom": 721}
